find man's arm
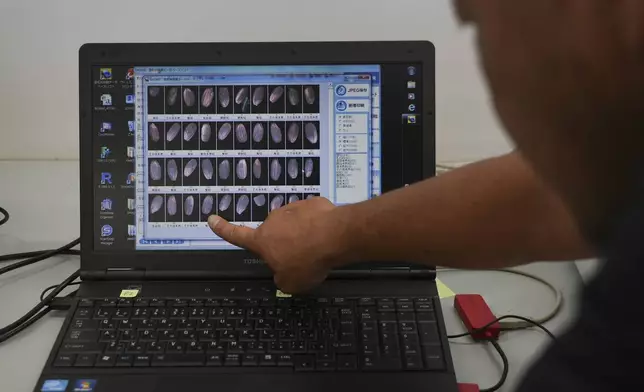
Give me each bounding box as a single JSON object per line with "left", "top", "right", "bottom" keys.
{"left": 208, "top": 151, "right": 593, "bottom": 292}
{"left": 336, "top": 151, "right": 593, "bottom": 268}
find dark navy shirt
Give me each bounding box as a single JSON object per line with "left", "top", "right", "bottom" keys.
{"left": 518, "top": 198, "right": 644, "bottom": 390}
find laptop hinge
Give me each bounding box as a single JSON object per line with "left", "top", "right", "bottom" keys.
{"left": 81, "top": 267, "right": 436, "bottom": 281}
{"left": 329, "top": 267, "right": 435, "bottom": 280}
{"left": 81, "top": 268, "right": 146, "bottom": 281}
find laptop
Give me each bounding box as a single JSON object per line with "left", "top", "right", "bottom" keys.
{"left": 35, "top": 41, "right": 458, "bottom": 392}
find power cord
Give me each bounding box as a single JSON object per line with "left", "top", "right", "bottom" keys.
{"left": 0, "top": 269, "right": 80, "bottom": 343}
{"left": 438, "top": 267, "right": 563, "bottom": 330}
{"left": 40, "top": 282, "right": 81, "bottom": 302}
{"left": 480, "top": 339, "right": 509, "bottom": 392}
{"left": 448, "top": 314, "right": 556, "bottom": 340}
{"left": 0, "top": 207, "right": 8, "bottom": 227}
{"left": 0, "top": 248, "right": 80, "bottom": 263}
{"left": 0, "top": 238, "right": 80, "bottom": 276}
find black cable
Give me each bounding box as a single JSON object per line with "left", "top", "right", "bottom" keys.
{"left": 0, "top": 249, "right": 80, "bottom": 263}
{"left": 0, "top": 308, "right": 51, "bottom": 344}
{"left": 0, "top": 238, "right": 80, "bottom": 276}
{"left": 448, "top": 314, "right": 556, "bottom": 340}
{"left": 480, "top": 339, "right": 509, "bottom": 392}
{"left": 0, "top": 207, "right": 8, "bottom": 227}
{"left": 40, "top": 282, "right": 81, "bottom": 301}
{"left": 0, "top": 269, "right": 79, "bottom": 336}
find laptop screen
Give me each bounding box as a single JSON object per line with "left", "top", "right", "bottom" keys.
{"left": 92, "top": 64, "right": 422, "bottom": 251}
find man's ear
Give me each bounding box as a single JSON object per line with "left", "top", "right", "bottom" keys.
{"left": 453, "top": 0, "right": 476, "bottom": 24}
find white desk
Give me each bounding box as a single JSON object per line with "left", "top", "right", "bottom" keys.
{"left": 0, "top": 160, "right": 587, "bottom": 392}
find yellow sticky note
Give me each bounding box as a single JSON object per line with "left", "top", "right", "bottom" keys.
{"left": 276, "top": 290, "right": 292, "bottom": 298}
{"left": 436, "top": 279, "right": 455, "bottom": 299}
{"left": 120, "top": 289, "right": 139, "bottom": 298}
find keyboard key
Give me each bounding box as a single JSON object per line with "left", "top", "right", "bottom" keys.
{"left": 171, "top": 298, "right": 189, "bottom": 307}
{"left": 423, "top": 345, "right": 445, "bottom": 370}
{"left": 150, "top": 298, "right": 166, "bottom": 307}
{"left": 134, "top": 298, "right": 150, "bottom": 307}
{"left": 60, "top": 343, "right": 104, "bottom": 354}
{"left": 337, "top": 355, "right": 357, "bottom": 371}
{"left": 224, "top": 354, "right": 241, "bottom": 366}
{"left": 70, "top": 319, "right": 98, "bottom": 330}
{"left": 78, "top": 299, "right": 94, "bottom": 308}
{"left": 99, "top": 298, "right": 117, "bottom": 307}
{"left": 152, "top": 354, "right": 205, "bottom": 366}
{"left": 399, "top": 321, "right": 417, "bottom": 333}
{"left": 335, "top": 342, "right": 356, "bottom": 353}
{"left": 96, "top": 354, "right": 116, "bottom": 367}
{"left": 207, "top": 342, "right": 226, "bottom": 354}
{"left": 362, "top": 356, "right": 402, "bottom": 371}
{"left": 105, "top": 341, "right": 125, "bottom": 354}
{"left": 260, "top": 354, "right": 277, "bottom": 366}
{"left": 99, "top": 330, "right": 117, "bottom": 342}
{"left": 315, "top": 360, "right": 335, "bottom": 371}
{"left": 74, "top": 354, "right": 96, "bottom": 367}
{"left": 116, "top": 354, "right": 134, "bottom": 367}
{"left": 53, "top": 354, "right": 76, "bottom": 367}
{"left": 333, "top": 297, "right": 347, "bottom": 305}
{"left": 118, "top": 299, "right": 133, "bottom": 307}
{"left": 277, "top": 354, "right": 293, "bottom": 367}
{"left": 397, "top": 312, "right": 416, "bottom": 321}
{"left": 358, "top": 298, "right": 375, "bottom": 306}
{"left": 206, "top": 354, "right": 224, "bottom": 366}
{"left": 189, "top": 299, "right": 204, "bottom": 307}
{"left": 205, "top": 299, "right": 221, "bottom": 307}
{"left": 75, "top": 308, "right": 91, "bottom": 319}
{"left": 242, "top": 355, "right": 258, "bottom": 366}
{"left": 419, "top": 323, "right": 440, "bottom": 344}
{"left": 294, "top": 355, "right": 315, "bottom": 372}
{"left": 416, "top": 312, "right": 436, "bottom": 322}
{"left": 125, "top": 342, "right": 145, "bottom": 355}
{"left": 134, "top": 355, "right": 151, "bottom": 367}
{"left": 147, "top": 342, "right": 165, "bottom": 354}
{"left": 404, "top": 354, "right": 424, "bottom": 370}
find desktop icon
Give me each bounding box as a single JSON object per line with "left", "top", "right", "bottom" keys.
{"left": 100, "top": 94, "right": 112, "bottom": 106}
{"left": 125, "top": 95, "right": 135, "bottom": 104}
{"left": 100, "top": 198, "right": 113, "bottom": 211}
{"left": 100, "top": 225, "right": 113, "bottom": 237}
{"left": 128, "top": 225, "right": 136, "bottom": 237}
{"left": 407, "top": 115, "right": 417, "bottom": 124}
{"left": 407, "top": 93, "right": 415, "bottom": 100}
{"left": 100, "top": 172, "right": 112, "bottom": 185}
{"left": 127, "top": 198, "right": 135, "bottom": 210}
{"left": 408, "top": 104, "right": 416, "bottom": 112}
{"left": 407, "top": 66, "right": 416, "bottom": 76}
{"left": 100, "top": 122, "right": 112, "bottom": 133}
{"left": 335, "top": 85, "right": 347, "bottom": 96}
{"left": 407, "top": 81, "right": 416, "bottom": 89}
{"left": 126, "top": 172, "right": 135, "bottom": 185}
{"left": 126, "top": 147, "right": 135, "bottom": 158}
{"left": 335, "top": 100, "right": 347, "bottom": 111}
{"left": 128, "top": 121, "right": 135, "bottom": 134}
{"left": 100, "top": 68, "right": 112, "bottom": 80}
{"left": 100, "top": 146, "right": 111, "bottom": 159}
{"left": 125, "top": 68, "right": 134, "bottom": 80}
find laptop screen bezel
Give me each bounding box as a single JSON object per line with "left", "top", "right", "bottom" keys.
{"left": 79, "top": 41, "right": 436, "bottom": 275}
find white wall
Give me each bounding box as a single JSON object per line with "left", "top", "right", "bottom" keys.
{"left": 0, "top": 0, "right": 512, "bottom": 162}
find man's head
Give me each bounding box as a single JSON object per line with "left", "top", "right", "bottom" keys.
{"left": 454, "top": 0, "right": 644, "bottom": 245}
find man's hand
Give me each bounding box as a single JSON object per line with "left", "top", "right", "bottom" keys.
{"left": 208, "top": 197, "right": 348, "bottom": 293}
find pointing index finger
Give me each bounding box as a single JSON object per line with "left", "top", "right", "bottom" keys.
{"left": 208, "top": 215, "right": 257, "bottom": 251}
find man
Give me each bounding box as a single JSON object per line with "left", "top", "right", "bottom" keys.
{"left": 209, "top": 1, "right": 644, "bottom": 390}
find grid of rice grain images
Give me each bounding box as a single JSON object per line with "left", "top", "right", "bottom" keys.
{"left": 146, "top": 85, "right": 322, "bottom": 223}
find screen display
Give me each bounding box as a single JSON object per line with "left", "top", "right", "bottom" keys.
{"left": 93, "top": 64, "right": 423, "bottom": 251}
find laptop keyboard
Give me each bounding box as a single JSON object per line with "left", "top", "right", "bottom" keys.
{"left": 54, "top": 297, "right": 445, "bottom": 372}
